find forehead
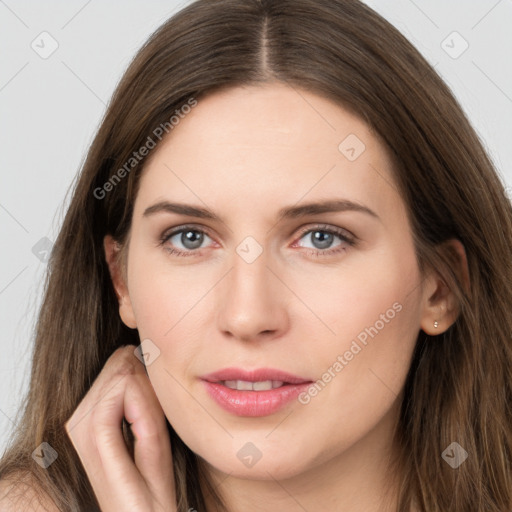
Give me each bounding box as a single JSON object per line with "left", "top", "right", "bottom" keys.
{"left": 154, "top": 83, "right": 373, "bottom": 153}
{"left": 134, "top": 83, "right": 401, "bottom": 222}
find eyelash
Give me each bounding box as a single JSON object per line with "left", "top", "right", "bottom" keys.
{"left": 158, "top": 223, "right": 356, "bottom": 258}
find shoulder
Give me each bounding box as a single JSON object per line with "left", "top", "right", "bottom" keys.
{"left": 0, "top": 474, "right": 59, "bottom": 512}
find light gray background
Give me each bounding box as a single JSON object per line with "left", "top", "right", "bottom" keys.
{"left": 1, "top": 0, "right": 511, "bottom": 452}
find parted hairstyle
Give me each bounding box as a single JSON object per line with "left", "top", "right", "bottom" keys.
{"left": 1, "top": 0, "right": 511, "bottom": 510}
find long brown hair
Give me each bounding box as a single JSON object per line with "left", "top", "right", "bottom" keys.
{"left": 1, "top": 1, "right": 511, "bottom": 510}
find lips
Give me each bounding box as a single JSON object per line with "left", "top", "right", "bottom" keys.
{"left": 201, "top": 367, "right": 313, "bottom": 417}
{"left": 201, "top": 367, "right": 311, "bottom": 385}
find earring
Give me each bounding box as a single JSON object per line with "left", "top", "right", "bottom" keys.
{"left": 433, "top": 320, "right": 439, "bottom": 328}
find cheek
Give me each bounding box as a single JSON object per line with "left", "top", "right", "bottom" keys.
{"left": 126, "top": 251, "right": 220, "bottom": 438}
{"left": 295, "top": 252, "right": 422, "bottom": 430}
{"left": 127, "top": 246, "right": 215, "bottom": 344}
{"left": 291, "top": 242, "right": 421, "bottom": 348}
{"left": 144, "top": 333, "right": 233, "bottom": 466}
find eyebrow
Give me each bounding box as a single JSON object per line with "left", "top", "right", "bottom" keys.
{"left": 143, "top": 199, "right": 379, "bottom": 222}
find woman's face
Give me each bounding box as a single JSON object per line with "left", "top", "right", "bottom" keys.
{"left": 113, "top": 83, "right": 436, "bottom": 481}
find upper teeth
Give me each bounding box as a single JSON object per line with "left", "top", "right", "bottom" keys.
{"left": 222, "top": 380, "right": 284, "bottom": 391}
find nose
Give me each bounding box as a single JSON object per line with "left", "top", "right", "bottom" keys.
{"left": 215, "top": 246, "right": 289, "bottom": 344}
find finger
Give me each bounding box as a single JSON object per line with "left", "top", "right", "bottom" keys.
{"left": 65, "top": 347, "right": 150, "bottom": 506}
{"left": 87, "top": 367, "right": 147, "bottom": 505}
{"left": 124, "top": 371, "right": 175, "bottom": 503}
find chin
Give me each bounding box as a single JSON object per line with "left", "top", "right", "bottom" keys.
{"left": 206, "top": 455, "right": 309, "bottom": 481}
{"left": 194, "top": 437, "right": 318, "bottom": 481}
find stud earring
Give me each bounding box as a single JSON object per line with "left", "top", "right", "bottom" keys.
{"left": 433, "top": 320, "right": 439, "bottom": 328}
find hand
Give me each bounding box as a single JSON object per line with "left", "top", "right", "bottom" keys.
{"left": 65, "top": 345, "right": 176, "bottom": 511}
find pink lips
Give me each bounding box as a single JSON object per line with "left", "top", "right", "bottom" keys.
{"left": 201, "top": 367, "right": 313, "bottom": 417}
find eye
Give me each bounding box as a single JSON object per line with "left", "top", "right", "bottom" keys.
{"left": 159, "top": 225, "right": 214, "bottom": 257}
{"left": 293, "top": 224, "right": 355, "bottom": 256}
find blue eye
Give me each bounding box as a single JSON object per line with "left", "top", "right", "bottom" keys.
{"left": 160, "top": 226, "right": 214, "bottom": 256}
{"left": 294, "top": 225, "right": 355, "bottom": 256}
{"left": 159, "top": 223, "right": 355, "bottom": 258}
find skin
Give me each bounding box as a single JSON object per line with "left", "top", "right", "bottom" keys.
{"left": 67, "top": 82, "right": 467, "bottom": 512}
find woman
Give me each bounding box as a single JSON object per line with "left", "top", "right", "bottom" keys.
{"left": 1, "top": 0, "right": 511, "bottom": 510}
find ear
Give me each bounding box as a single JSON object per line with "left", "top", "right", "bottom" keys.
{"left": 420, "top": 239, "right": 469, "bottom": 335}
{"left": 103, "top": 234, "right": 137, "bottom": 329}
